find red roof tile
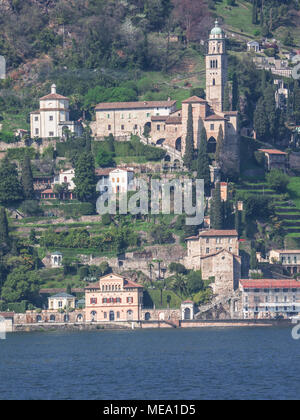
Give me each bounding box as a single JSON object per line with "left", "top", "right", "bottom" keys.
{"left": 240, "top": 279, "right": 300, "bottom": 288}
{"left": 198, "top": 229, "right": 238, "bottom": 237}
{"left": 40, "top": 93, "right": 69, "bottom": 101}
{"left": 95, "top": 100, "right": 176, "bottom": 110}
{"left": 258, "top": 149, "right": 287, "bottom": 155}
{"left": 205, "top": 114, "right": 226, "bottom": 121}
{"left": 182, "top": 96, "right": 207, "bottom": 104}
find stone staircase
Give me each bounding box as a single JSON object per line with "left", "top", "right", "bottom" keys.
{"left": 195, "top": 290, "right": 241, "bottom": 319}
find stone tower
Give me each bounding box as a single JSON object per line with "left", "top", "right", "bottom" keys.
{"left": 205, "top": 20, "right": 227, "bottom": 113}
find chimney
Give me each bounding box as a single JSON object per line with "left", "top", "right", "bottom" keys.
{"left": 51, "top": 84, "right": 57, "bottom": 94}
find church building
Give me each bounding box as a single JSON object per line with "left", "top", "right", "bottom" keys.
{"left": 30, "top": 84, "right": 83, "bottom": 139}
{"left": 91, "top": 20, "right": 239, "bottom": 173}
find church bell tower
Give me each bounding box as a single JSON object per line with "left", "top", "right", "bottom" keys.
{"left": 205, "top": 20, "right": 227, "bottom": 112}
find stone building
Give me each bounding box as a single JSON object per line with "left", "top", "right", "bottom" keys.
{"left": 258, "top": 149, "right": 288, "bottom": 171}
{"left": 85, "top": 273, "right": 144, "bottom": 322}
{"left": 269, "top": 249, "right": 300, "bottom": 275}
{"left": 30, "top": 84, "right": 83, "bottom": 139}
{"left": 185, "top": 230, "right": 241, "bottom": 297}
{"left": 92, "top": 100, "right": 177, "bottom": 140}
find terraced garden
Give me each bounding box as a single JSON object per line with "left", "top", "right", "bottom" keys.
{"left": 235, "top": 177, "right": 300, "bottom": 248}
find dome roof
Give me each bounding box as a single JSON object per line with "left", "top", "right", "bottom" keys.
{"left": 210, "top": 19, "right": 223, "bottom": 36}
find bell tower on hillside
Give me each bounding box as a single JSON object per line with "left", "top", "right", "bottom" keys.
{"left": 205, "top": 20, "right": 227, "bottom": 112}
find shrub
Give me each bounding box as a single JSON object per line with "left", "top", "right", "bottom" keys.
{"left": 266, "top": 170, "right": 289, "bottom": 193}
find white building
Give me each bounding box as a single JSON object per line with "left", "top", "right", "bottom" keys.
{"left": 51, "top": 251, "right": 63, "bottom": 267}
{"left": 48, "top": 293, "right": 76, "bottom": 310}
{"left": 269, "top": 249, "right": 300, "bottom": 275}
{"left": 247, "top": 40, "right": 260, "bottom": 53}
{"left": 30, "top": 84, "right": 83, "bottom": 139}
{"left": 53, "top": 169, "right": 75, "bottom": 191}
{"left": 96, "top": 167, "right": 135, "bottom": 194}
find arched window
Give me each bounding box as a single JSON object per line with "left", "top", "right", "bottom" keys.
{"left": 64, "top": 314, "right": 69, "bottom": 323}
{"left": 91, "top": 311, "right": 97, "bottom": 322}
{"left": 207, "top": 137, "right": 217, "bottom": 153}
{"left": 127, "top": 310, "right": 133, "bottom": 321}
{"left": 50, "top": 315, "right": 56, "bottom": 322}
{"left": 213, "top": 79, "right": 216, "bottom": 86}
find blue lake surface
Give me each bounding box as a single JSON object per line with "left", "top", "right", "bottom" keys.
{"left": 0, "top": 327, "right": 299, "bottom": 400}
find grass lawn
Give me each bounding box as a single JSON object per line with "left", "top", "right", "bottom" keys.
{"left": 144, "top": 289, "right": 182, "bottom": 309}
{"left": 215, "top": 0, "right": 258, "bottom": 37}
{"left": 287, "top": 177, "right": 300, "bottom": 211}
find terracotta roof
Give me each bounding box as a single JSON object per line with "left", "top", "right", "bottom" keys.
{"left": 185, "top": 235, "right": 199, "bottom": 241}
{"left": 205, "top": 114, "right": 226, "bottom": 121}
{"left": 240, "top": 279, "right": 300, "bottom": 289}
{"left": 95, "top": 168, "right": 114, "bottom": 176}
{"left": 182, "top": 96, "right": 207, "bottom": 104}
{"left": 165, "top": 116, "right": 182, "bottom": 124}
{"left": 258, "top": 149, "right": 287, "bottom": 155}
{"left": 223, "top": 111, "right": 239, "bottom": 116}
{"left": 151, "top": 116, "right": 168, "bottom": 122}
{"left": 40, "top": 93, "right": 69, "bottom": 101}
{"left": 40, "top": 288, "right": 84, "bottom": 294}
{"left": 198, "top": 229, "right": 238, "bottom": 237}
{"left": 95, "top": 100, "right": 176, "bottom": 110}
{"left": 85, "top": 279, "right": 143, "bottom": 289}
{"left": 124, "top": 279, "right": 143, "bottom": 289}
{"left": 41, "top": 188, "right": 55, "bottom": 194}
{"left": 271, "top": 250, "right": 300, "bottom": 254}
{"left": 0, "top": 312, "right": 15, "bottom": 317}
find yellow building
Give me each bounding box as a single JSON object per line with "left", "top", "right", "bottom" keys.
{"left": 85, "top": 273, "right": 144, "bottom": 322}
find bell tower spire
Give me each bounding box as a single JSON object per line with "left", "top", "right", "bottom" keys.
{"left": 205, "top": 20, "right": 227, "bottom": 112}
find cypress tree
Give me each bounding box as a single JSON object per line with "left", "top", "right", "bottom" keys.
{"left": 252, "top": 0, "right": 258, "bottom": 24}
{"left": 21, "top": 154, "right": 35, "bottom": 200}
{"left": 223, "top": 82, "right": 230, "bottom": 112}
{"left": 235, "top": 208, "right": 241, "bottom": 237}
{"left": 74, "top": 152, "right": 97, "bottom": 203}
{"left": 196, "top": 127, "right": 210, "bottom": 194}
{"left": 231, "top": 72, "right": 238, "bottom": 111}
{"left": 264, "top": 84, "right": 277, "bottom": 141}
{"left": 215, "top": 124, "right": 224, "bottom": 165}
{"left": 210, "top": 183, "right": 223, "bottom": 230}
{"left": 183, "top": 104, "right": 194, "bottom": 170}
{"left": 0, "top": 206, "right": 10, "bottom": 252}
{"left": 250, "top": 248, "right": 258, "bottom": 270}
{"left": 254, "top": 97, "right": 268, "bottom": 141}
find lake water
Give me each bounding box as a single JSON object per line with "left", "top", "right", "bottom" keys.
{"left": 0, "top": 327, "right": 299, "bottom": 400}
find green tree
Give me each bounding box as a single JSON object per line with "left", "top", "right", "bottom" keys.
{"left": 215, "top": 124, "right": 224, "bottom": 166}
{"left": 235, "top": 208, "right": 241, "bottom": 237}
{"left": 223, "top": 82, "right": 230, "bottom": 112}
{"left": 231, "top": 72, "right": 238, "bottom": 111}
{"left": 183, "top": 104, "right": 194, "bottom": 169}
{"left": 0, "top": 157, "right": 24, "bottom": 205}
{"left": 196, "top": 127, "right": 210, "bottom": 194}
{"left": 96, "top": 149, "right": 115, "bottom": 168}
{"left": 74, "top": 152, "right": 97, "bottom": 203}
{"left": 250, "top": 248, "right": 258, "bottom": 270}
{"left": 210, "top": 183, "right": 223, "bottom": 230}
{"left": 1, "top": 267, "right": 40, "bottom": 303}
{"left": 0, "top": 206, "right": 9, "bottom": 252}
{"left": 266, "top": 170, "right": 289, "bottom": 193}
{"left": 21, "top": 154, "right": 34, "bottom": 200}
{"left": 254, "top": 97, "right": 269, "bottom": 141}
